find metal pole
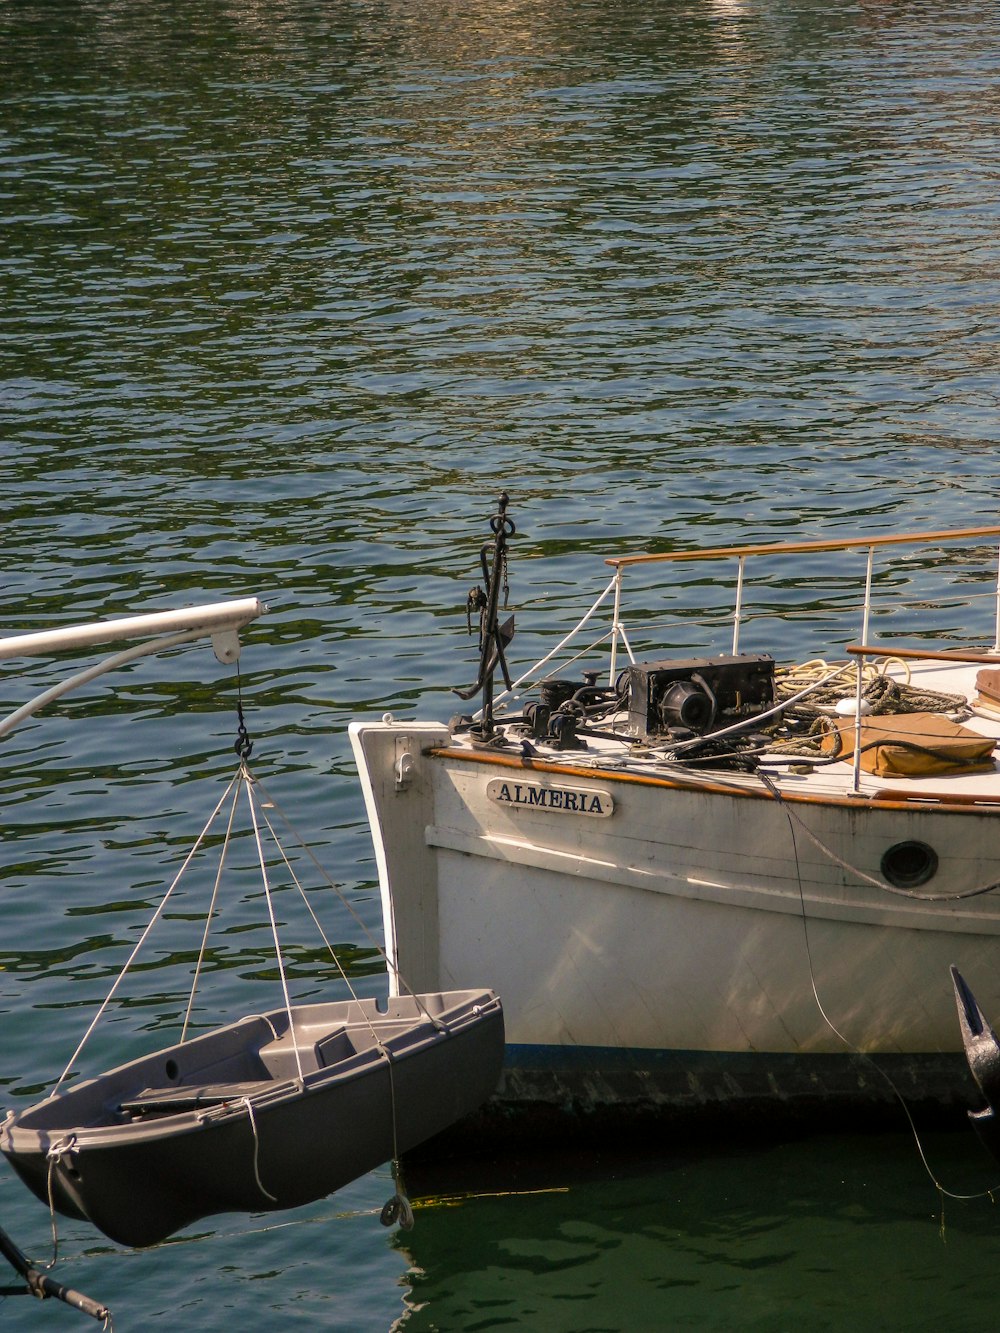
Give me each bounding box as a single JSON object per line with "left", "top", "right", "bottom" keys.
{"left": 609, "top": 567, "right": 623, "bottom": 686}
{"left": 0, "top": 1224, "right": 109, "bottom": 1321}
{"left": 853, "top": 654, "right": 864, "bottom": 794}
{"left": 732, "top": 557, "right": 745, "bottom": 655}
{"left": 0, "top": 597, "right": 264, "bottom": 661}
{"left": 861, "top": 546, "right": 874, "bottom": 646}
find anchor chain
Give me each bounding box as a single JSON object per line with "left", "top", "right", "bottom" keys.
{"left": 234, "top": 699, "right": 253, "bottom": 760}
{"left": 466, "top": 586, "right": 488, "bottom": 641}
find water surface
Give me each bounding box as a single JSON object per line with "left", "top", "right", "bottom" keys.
{"left": 3, "top": 1, "right": 1000, "bottom": 1327}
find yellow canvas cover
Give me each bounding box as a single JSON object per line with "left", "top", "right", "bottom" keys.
{"left": 820, "top": 711, "right": 996, "bottom": 777}
{"left": 976, "top": 668, "right": 1000, "bottom": 707}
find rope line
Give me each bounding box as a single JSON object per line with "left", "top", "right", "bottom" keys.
{"left": 249, "top": 771, "right": 446, "bottom": 1031}
{"left": 243, "top": 766, "right": 304, "bottom": 1087}
{"left": 757, "top": 770, "right": 1000, "bottom": 903}
{"left": 488, "top": 573, "right": 619, "bottom": 711}
{"left": 181, "top": 774, "right": 242, "bottom": 1044}
{"left": 43, "top": 1137, "right": 76, "bottom": 1271}
{"left": 250, "top": 790, "right": 415, "bottom": 1229}
{"left": 54, "top": 770, "right": 243, "bottom": 1092}
{"left": 241, "top": 1097, "right": 277, "bottom": 1203}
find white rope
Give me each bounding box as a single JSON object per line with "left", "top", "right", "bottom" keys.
{"left": 243, "top": 768, "right": 304, "bottom": 1086}
{"left": 253, "top": 798, "right": 438, "bottom": 1076}
{"left": 248, "top": 777, "right": 418, "bottom": 1231}
{"left": 252, "top": 808, "right": 362, "bottom": 1004}
{"left": 43, "top": 1135, "right": 76, "bottom": 1269}
{"left": 767, "top": 774, "right": 1000, "bottom": 1206}
{"left": 489, "top": 573, "right": 619, "bottom": 709}
{"left": 249, "top": 772, "right": 446, "bottom": 1032}
{"left": 241, "top": 1097, "right": 277, "bottom": 1203}
{"left": 181, "top": 775, "right": 242, "bottom": 1044}
{"left": 54, "top": 771, "right": 243, "bottom": 1093}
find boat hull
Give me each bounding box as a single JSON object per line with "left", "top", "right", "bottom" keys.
{"left": 1, "top": 991, "right": 503, "bottom": 1247}
{"left": 351, "top": 721, "right": 1000, "bottom": 1122}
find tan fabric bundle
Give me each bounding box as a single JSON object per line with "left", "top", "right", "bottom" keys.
{"left": 976, "top": 668, "right": 1000, "bottom": 706}
{"left": 820, "top": 711, "right": 996, "bottom": 777}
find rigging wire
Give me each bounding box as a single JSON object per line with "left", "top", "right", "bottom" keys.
{"left": 180, "top": 774, "right": 242, "bottom": 1044}
{"left": 248, "top": 771, "right": 447, "bottom": 1031}
{"left": 243, "top": 765, "right": 304, "bottom": 1087}
{"left": 242, "top": 771, "right": 415, "bottom": 1229}
{"left": 53, "top": 770, "right": 243, "bottom": 1093}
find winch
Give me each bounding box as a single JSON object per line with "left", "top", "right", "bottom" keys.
{"left": 627, "top": 654, "right": 775, "bottom": 740}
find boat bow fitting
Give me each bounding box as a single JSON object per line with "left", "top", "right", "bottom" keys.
{"left": 951, "top": 966, "right": 1000, "bottom": 1162}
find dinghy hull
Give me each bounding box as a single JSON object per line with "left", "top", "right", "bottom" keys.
{"left": 0, "top": 990, "right": 503, "bottom": 1247}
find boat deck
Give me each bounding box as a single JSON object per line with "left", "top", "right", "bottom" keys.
{"left": 462, "top": 657, "right": 1000, "bottom": 809}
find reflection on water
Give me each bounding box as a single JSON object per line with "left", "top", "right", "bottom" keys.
{"left": 398, "top": 1134, "right": 1000, "bottom": 1332}
{"left": 3, "top": 0, "right": 1000, "bottom": 1326}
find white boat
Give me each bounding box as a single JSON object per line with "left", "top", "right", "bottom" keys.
{"left": 351, "top": 497, "right": 1000, "bottom": 1127}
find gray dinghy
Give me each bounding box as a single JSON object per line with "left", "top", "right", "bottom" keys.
{"left": 1, "top": 989, "right": 503, "bottom": 1248}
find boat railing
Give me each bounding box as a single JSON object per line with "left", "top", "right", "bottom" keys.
{"left": 605, "top": 525, "right": 1000, "bottom": 685}
{"left": 491, "top": 526, "right": 1000, "bottom": 712}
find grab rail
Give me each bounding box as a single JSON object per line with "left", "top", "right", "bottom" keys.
{"left": 603, "top": 526, "right": 1000, "bottom": 679}
{"left": 604, "top": 525, "right": 1000, "bottom": 568}
{"left": 846, "top": 645, "right": 1000, "bottom": 665}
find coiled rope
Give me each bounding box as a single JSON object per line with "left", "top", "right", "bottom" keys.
{"left": 766, "top": 659, "right": 971, "bottom": 759}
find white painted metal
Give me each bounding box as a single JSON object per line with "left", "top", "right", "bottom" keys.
{"left": 608, "top": 567, "right": 623, "bottom": 687}
{"left": 731, "top": 555, "right": 745, "bottom": 655}
{"left": 852, "top": 655, "right": 864, "bottom": 794}
{"left": 0, "top": 597, "right": 266, "bottom": 741}
{"left": 861, "top": 544, "right": 874, "bottom": 647}
{"left": 0, "top": 597, "right": 264, "bottom": 661}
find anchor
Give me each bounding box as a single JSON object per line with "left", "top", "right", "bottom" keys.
{"left": 454, "top": 491, "right": 516, "bottom": 740}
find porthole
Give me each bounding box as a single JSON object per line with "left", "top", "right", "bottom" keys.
{"left": 881, "top": 840, "right": 938, "bottom": 889}
{"left": 164, "top": 1058, "right": 180, "bottom": 1082}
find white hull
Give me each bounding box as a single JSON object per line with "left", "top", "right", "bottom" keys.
{"left": 351, "top": 717, "right": 1000, "bottom": 1118}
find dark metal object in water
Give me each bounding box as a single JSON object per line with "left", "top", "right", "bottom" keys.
{"left": 0, "top": 1225, "right": 109, "bottom": 1321}
{"left": 0, "top": 990, "right": 503, "bottom": 1248}
{"left": 951, "top": 965, "right": 1000, "bottom": 1163}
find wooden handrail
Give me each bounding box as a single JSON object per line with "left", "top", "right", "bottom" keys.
{"left": 605, "top": 525, "right": 1000, "bottom": 569}
{"left": 846, "top": 644, "right": 1000, "bottom": 664}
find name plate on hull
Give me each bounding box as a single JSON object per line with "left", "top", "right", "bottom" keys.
{"left": 487, "top": 779, "right": 614, "bottom": 817}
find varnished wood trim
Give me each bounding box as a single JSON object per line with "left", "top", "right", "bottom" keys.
{"left": 426, "top": 746, "right": 1000, "bottom": 815}
{"left": 872, "top": 788, "right": 1000, "bottom": 808}
{"left": 605, "top": 525, "right": 1000, "bottom": 569}
{"left": 847, "top": 643, "right": 1000, "bottom": 664}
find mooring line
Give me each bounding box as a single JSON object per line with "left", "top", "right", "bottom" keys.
{"left": 759, "top": 769, "right": 1000, "bottom": 1212}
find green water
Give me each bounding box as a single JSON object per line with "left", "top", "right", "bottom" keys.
{"left": 3, "top": 0, "right": 1000, "bottom": 1326}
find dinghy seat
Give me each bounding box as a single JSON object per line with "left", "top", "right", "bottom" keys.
{"left": 119, "top": 1080, "right": 280, "bottom": 1118}
{"left": 258, "top": 1024, "right": 360, "bottom": 1077}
